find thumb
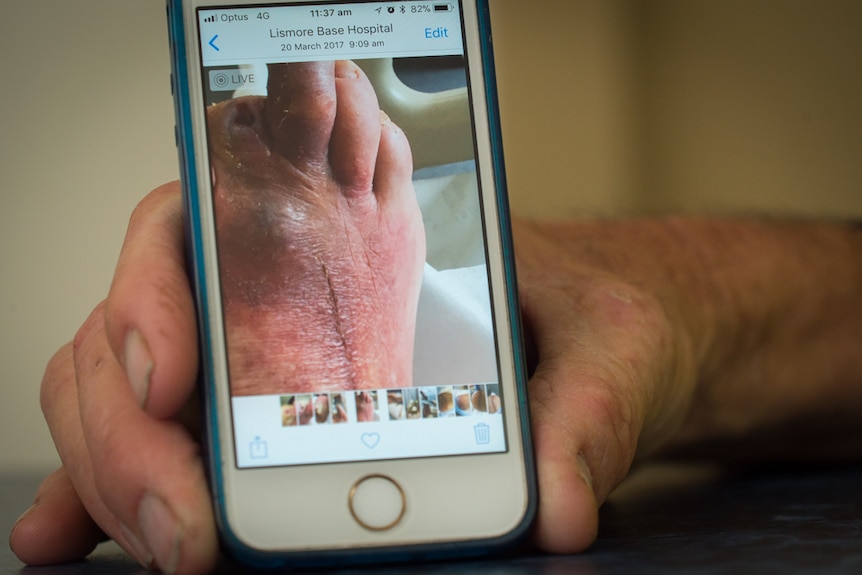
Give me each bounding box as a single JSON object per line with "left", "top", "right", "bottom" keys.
{"left": 524, "top": 277, "right": 665, "bottom": 553}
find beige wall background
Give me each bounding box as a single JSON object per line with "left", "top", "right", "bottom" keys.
{"left": 492, "top": 0, "right": 862, "bottom": 218}
{"left": 2, "top": 0, "right": 861, "bottom": 473}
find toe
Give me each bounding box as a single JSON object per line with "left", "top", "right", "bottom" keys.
{"left": 264, "top": 61, "right": 336, "bottom": 166}
{"left": 329, "top": 60, "right": 384, "bottom": 195}
{"left": 373, "top": 111, "right": 414, "bottom": 202}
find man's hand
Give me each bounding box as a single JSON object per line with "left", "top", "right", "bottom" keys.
{"left": 511, "top": 218, "right": 706, "bottom": 550}
{"left": 11, "top": 183, "right": 862, "bottom": 573}
{"left": 10, "top": 183, "right": 702, "bottom": 567}
{"left": 10, "top": 183, "right": 218, "bottom": 575}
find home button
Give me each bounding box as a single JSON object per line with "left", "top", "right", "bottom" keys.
{"left": 348, "top": 474, "right": 406, "bottom": 532}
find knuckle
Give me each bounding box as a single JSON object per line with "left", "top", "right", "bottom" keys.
{"left": 579, "top": 380, "right": 640, "bottom": 461}
{"left": 41, "top": 343, "right": 76, "bottom": 416}
{"left": 72, "top": 302, "right": 116, "bottom": 390}
{"left": 530, "top": 364, "right": 641, "bottom": 466}
{"left": 72, "top": 302, "right": 108, "bottom": 358}
{"left": 127, "top": 182, "right": 182, "bottom": 230}
{"left": 570, "top": 372, "right": 645, "bottom": 503}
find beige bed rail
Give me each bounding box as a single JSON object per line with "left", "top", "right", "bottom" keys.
{"left": 358, "top": 59, "right": 473, "bottom": 170}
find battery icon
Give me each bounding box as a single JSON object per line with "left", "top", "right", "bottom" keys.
{"left": 434, "top": 4, "right": 453, "bottom": 11}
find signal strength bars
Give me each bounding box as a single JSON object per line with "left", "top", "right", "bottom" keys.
{"left": 203, "top": 14, "right": 217, "bottom": 23}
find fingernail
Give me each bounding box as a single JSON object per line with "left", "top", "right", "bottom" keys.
{"left": 120, "top": 522, "right": 155, "bottom": 569}
{"left": 125, "top": 330, "right": 154, "bottom": 407}
{"left": 576, "top": 452, "right": 594, "bottom": 492}
{"left": 139, "top": 494, "right": 183, "bottom": 575}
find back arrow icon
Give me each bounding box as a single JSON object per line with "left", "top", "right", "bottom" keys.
{"left": 209, "top": 35, "right": 220, "bottom": 51}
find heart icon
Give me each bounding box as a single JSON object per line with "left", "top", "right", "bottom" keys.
{"left": 361, "top": 432, "right": 381, "bottom": 449}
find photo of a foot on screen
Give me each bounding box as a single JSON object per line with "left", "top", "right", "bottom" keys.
{"left": 206, "top": 60, "right": 426, "bottom": 397}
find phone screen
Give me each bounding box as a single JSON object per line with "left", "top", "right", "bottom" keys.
{"left": 194, "top": 1, "right": 508, "bottom": 469}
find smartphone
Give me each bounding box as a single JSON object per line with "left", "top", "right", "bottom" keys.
{"left": 167, "top": 0, "right": 535, "bottom": 567}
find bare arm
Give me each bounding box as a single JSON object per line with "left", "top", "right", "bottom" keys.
{"left": 514, "top": 217, "right": 862, "bottom": 550}
{"left": 662, "top": 219, "right": 862, "bottom": 460}
{"left": 11, "top": 184, "right": 862, "bottom": 570}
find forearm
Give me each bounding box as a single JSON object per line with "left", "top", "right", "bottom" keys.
{"left": 514, "top": 215, "right": 862, "bottom": 462}
{"left": 665, "top": 218, "right": 862, "bottom": 460}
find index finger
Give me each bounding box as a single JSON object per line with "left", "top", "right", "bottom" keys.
{"left": 104, "top": 182, "right": 199, "bottom": 418}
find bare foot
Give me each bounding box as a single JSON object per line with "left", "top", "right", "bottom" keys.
{"left": 355, "top": 391, "right": 379, "bottom": 422}
{"left": 314, "top": 394, "right": 330, "bottom": 424}
{"left": 206, "top": 60, "right": 425, "bottom": 395}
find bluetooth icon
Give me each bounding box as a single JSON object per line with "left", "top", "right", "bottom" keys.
{"left": 400, "top": 5, "right": 406, "bottom": 13}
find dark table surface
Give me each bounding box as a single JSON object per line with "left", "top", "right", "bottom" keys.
{"left": 3, "top": 462, "right": 862, "bottom": 574}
